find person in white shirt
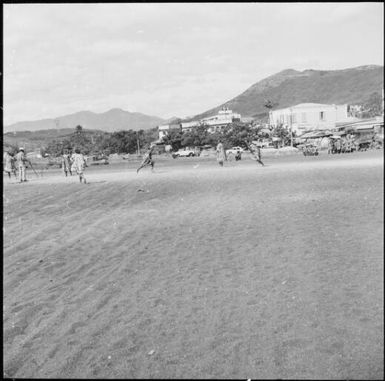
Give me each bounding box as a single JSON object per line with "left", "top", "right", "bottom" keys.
{"left": 3, "top": 150, "right": 16, "bottom": 179}
{"left": 216, "top": 140, "right": 226, "bottom": 167}
{"left": 15, "top": 148, "right": 28, "bottom": 182}
{"left": 70, "top": 148, "right": 87, "bottom": 184}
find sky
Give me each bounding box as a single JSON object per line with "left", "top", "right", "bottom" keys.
{"left": 3, "top": 2, "right": 384, "bottom": 125}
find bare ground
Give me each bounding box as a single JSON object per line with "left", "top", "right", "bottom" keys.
{"left": 3, "top": 150, "right": 384, "bottom": 379}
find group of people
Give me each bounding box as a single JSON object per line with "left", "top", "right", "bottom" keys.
{"left": 328, "top": 137, "right": 355, "bottom": 154}
{"left": 4, "top": 141, "right": 263, "bottom": 183}
{"left": 60, "top": 148, "right": 88, "bottom": 183}
{"left": 3, "top": 147, "right": 30, "bottom": 182}
{"left": 216, "top": 140, "right": 264, "bottom": 167}
{"left": 137, "top": 141, "right": 263, "bottom": 171}
{"left": 3, "top": 147, "right": 88, "bottom": 184}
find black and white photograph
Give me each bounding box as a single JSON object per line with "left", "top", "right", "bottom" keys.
{"left": 3, "top": 2, "right": 384, "bottom": 379}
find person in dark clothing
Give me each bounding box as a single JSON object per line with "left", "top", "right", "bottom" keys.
{"left": 137, "top": 146, "right": 155, "bottom": 173}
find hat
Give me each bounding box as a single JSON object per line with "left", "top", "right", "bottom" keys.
{"left": 19, "top": 147, "right": 24, "bottom": 152}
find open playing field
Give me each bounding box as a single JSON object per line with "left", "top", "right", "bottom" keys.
{"left": 3, "top": 150, "right": 384, "bottom": 379}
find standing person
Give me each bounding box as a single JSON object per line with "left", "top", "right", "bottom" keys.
{"left": 61, "top": 149, "right": 72, "bottom": 177}
{"left": 3, "top": 150, "right": 16, "bottom": 179}
{"left": 70, "top": 148, "right": 87, "bottom": 184}
{"left": 335, "top": 138, "right": 341, "bottom": 154}
{"left": 245, "top": 141, "right": 264, "bottom": 166}
{"left": 216, "top": 140, "right": 226, "bottom": 167}
{"left": 15, "top": 147, "right": 28, "bottom": 182}
{"left": 328, "top": 138, "right": 334, "bottom": 154}
{"left": 137, "top": 145, "right": 155, "bottom": 173}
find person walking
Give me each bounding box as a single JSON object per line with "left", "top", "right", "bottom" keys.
{"left": 137, "top": 145, "right": 155, "bottom": 173}
{"left": 235, "top": 148, "right": 242, "bottom": 161}
{"left": 15, "top": 147, "right": 28, "bottom": 182}
{"left": 70, "top": 148, "right": 87, "bottom": 184}
{"left": 61, "top": 150, "right": 72, "bottom": 177}
{"left": 245, "top": 141, "right": 264, "bottom": 166}
{"left": 335, "top": 138, "right": 342, "bottom": 154}
{"left": 216, "top": 140, "right": 226, "bottom": 167}
{"left": 3, "top": 150, "right": 16, "bottom": 179}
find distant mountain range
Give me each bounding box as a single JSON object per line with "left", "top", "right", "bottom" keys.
{"left": 4, "top": 108, "right": 165, "bottom": 133}
{"left": 4, "top": 65, "right": 383, "bottom": 134}
{"left": 189, "top": 65, "right": 384, "bottom": 121}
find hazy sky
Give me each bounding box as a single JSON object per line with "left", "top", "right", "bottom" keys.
{"left": 3, "top": 2, "right": 384, "bottom": 125}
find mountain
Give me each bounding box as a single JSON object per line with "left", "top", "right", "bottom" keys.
{"left": 190, "top": 65, "right": 384, "bottom": 121}
{"left": 162, "top": 116, "right": 182, "bottom": 125}
{"left": 4, "top": 108, "right": 165, "bottom": 133}
{"left": 3, "top": 128, "right": 104, "bottom": 152}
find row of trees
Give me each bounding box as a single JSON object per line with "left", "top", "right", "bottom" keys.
{"left": 161, "top": 122, "right": 292, "bottom": 151}
{"left": 361, "top": 92, "right": 383, "bottom": 118}
{"left": 42, "top": 121, "right": 294, "bottom": 157}
{"left": 43, "top": 125, "right": 158, "bottom": 156}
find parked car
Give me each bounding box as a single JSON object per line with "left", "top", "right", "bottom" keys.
{"left": 259, "top": 141, "right": 275, "bottom": 148}
{"left": 90, "top": 155, "right": 109, "bottom": 165}
{"left": 172, "top": 149, "right": 195, "bottom": 158}
{"left": 353, "top": 136, "right": 375, "bottom": 151}
{"left": 299, "top": 143, "right": 319, "bottom": 156}
{"left": 226, "top": 146, "right": 244, "bottom": 155}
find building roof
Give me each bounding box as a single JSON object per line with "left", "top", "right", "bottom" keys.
{"left": 271, "top": 103, "right": 347, "bottom": 112}
{"left": 292, "top": 103, "right": 340, "bottom": 108}
{"left": 336, "top": 117, "right": 383, "bottom": 128}
{"left": 181, "top": 121, "right": 200, "bottom": 128}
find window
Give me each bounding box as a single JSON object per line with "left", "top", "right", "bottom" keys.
{"left": 291, "top": 113, "right": 297, "bottom": 123}
{"left": 301, "top": 113, "right": 307, "bottom": 123}
{"left": 320, "top": 111, "right": 325, "bottom": 121}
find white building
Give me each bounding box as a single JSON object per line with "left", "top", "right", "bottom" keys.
{"left": 269, "top": 103, "right": 358, "bottom": 135}
{"left": 334, "top": 115, "right": 384, "bottom": 134}
{"left": 201, "top": 107, "right": 241, "bottom": 133}
{"left": 157, "top": 122, "right": 183, "bottom": 140}
{"left": 164, "top": 107, "right": 242, "bottom": 136}
{"left": 180, "top": 121, "right": 200, "bottom": 132}
{"left": 158, "top": 124, "right": 170, "bottom": 140}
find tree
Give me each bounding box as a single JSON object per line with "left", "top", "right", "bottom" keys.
{"left": 140, "top": 127, "right": 159, "bottom": 148}
{"left": 264, "top": 99, "right": 279, "bottom": 112}
{"left": 222, "top": 122, "right": 255, "bottom": 148}
{"left": 181, "top": 125, "right": 209, "bottom": 147}
{"left": 362, "top": 92, "right": 383, "bottom": 117}
{"left": 264, "top": 100, "right": 279, "bottom": 125}
{"left": 106, "top": 130, "right": 138, "bottom": 154}
{"left": 162, "top": 128, "right": 183, "bottom": 151}
{"left": 271, "top": 124, "right": 290, "bottom": 147}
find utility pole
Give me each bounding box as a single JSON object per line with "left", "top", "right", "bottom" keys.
{"left": 290, "top": 108, "right": 293, "bottom": 147}
{"left": 136, "top": 131, "right": 140, "bottom": 155}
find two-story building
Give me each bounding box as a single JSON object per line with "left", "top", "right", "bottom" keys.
{"left": 180, "top": 121, "right": 200, "bottom": 133}
{"left": 334, "top": 116, "right": 384, "bottom": 144}
{"left": 158, "top": 107, "right": 243, "bottom": 138}
{"left": 157, "top": 123, "right": 182, "bottom": 141}
{"left": 201, "top": 107, "right": 241, "bottom": 133}
{"left": 269, "top": 103, "right": 358, "bottom": 135}
{"left": 158, "top": 124, "right": 170, "bottom": 140}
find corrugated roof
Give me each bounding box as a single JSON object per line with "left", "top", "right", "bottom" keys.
{"left": 271, "top": 103, "right": 347, "bottom": 112}
{"left": 293, "top": 103, "right": 336, "bottom": 108}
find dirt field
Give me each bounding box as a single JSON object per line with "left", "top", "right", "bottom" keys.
{"left": 3, "top": 150, "right": 384, "bottom": 379}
